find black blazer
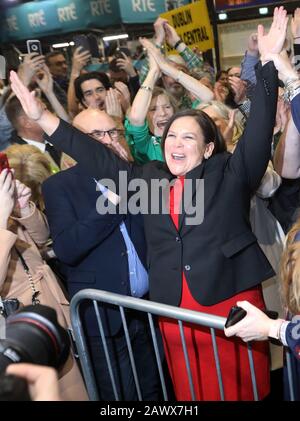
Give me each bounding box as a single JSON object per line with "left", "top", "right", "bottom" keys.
{"left": 10, "top": 131, "right": 62, "bottom": 167}
{"left": 46, "top": 62, "right": 278, "bottom": 307}
{"left": 42, "top": 165, "right": 148, "bottom": 336}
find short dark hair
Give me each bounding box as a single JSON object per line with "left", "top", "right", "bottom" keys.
{"left": 45, "top": 51, "right": 65, "bottom": 66}
{"left": 74, "top": 71, "right": 112, "bottom": 106}
{"left": 161, "top": 109, "right": 226, "bottom": 156}
{"left": 5, "top": 95, "right": 25, "bottom": 130}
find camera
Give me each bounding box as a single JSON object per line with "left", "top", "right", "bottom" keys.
{"left": 0, "top": 304, "right": 70, "bottom": 400}
{"left": 26, "top": 40, "right": 43, "bottom": 56}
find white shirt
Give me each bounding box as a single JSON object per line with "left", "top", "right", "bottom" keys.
{"left": 22, "top": 138, "right": 46, "bottom": 153}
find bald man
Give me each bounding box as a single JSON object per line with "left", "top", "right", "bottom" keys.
{"left": 42, "top": 108, "right": 161, "bottom": 400}
{"left": 72, "top": 108, "right": 132, "bottom": 162}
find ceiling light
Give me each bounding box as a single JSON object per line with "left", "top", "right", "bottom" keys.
{"left": 102, "top": 34, "right": 129, "bottom": 42}
{"left": 218, "top": 13, "right": 228, "bottom": 21}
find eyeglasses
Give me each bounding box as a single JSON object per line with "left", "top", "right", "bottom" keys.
{"left": 88, "top": 128, "right": 124, "bottom": 140}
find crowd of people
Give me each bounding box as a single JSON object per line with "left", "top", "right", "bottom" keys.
{"left": 1, "top": 5, "right": 300, "bottom": 401}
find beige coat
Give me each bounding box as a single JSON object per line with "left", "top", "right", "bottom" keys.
{"left": 0, "top": 202, "right": 88, "bottom": 401}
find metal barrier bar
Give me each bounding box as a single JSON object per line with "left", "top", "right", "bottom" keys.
{"left": 178, "top": 320, "right": 196, "bottom": 401}
{"left": 147, "top": 312, "right": 168, "bottom": 401}
{"left": 119, "top": 306, "right": 142, "bottom": 400}
{"left": 70, "top": 289, "right": 286, "bottom": 402}
{"left": 71, "top": 289, "right": 226, "bottom": 329}
{"left": 286, "top": 348, "right": 295, "bottom": 401}
{"left": 210, "top": 327, "right": 225, "bottom": 401}
{"left": 71, "top": 300, "right": 99, "bottom": 401}
{"left": 247, "top": 343, "right": 259, "bottom": 401}
{"left": 93, "top": 300, "right": 119, "bottom": 400}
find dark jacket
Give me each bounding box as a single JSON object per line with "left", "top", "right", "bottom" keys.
{"left": 10, "top": 131, "right": 62, "bottom": 168}
{"left": 42, "top": 164, "right": 147, "bottom": 336}
{"left": 45, "top": 62, "right": 278, "bottom": 307}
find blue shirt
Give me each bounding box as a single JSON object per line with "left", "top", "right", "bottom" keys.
{"left": 94, "top": 179, "right": 149, "bottom": 298}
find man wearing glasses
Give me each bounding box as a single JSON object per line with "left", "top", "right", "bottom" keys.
{"left": 42, "top": 108, "right": 161, "bottom": 400}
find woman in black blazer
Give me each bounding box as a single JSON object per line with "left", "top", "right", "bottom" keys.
{"left": 10, "top": 7, "right": 288, "bottom": 400}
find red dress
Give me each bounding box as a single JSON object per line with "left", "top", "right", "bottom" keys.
{"left": 159, "top": 177, "right": 270, "bottom": 401}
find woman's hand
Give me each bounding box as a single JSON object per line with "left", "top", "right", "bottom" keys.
{"left": 116, "top": 53, "right": 137, "bottom": 78}
{"left": 164, "top": 22, "right": 181, "bottom": 49}
{"left": 291, "top": 8, "right": 300, "bottom": 44}
{"left": 114, "top": 81, "right": 131, "bottom": 114}
{"left": 223, "top": 109, "right": 238, "bottom": 145}
{"left": 0, "top": 169, "right": 15, "bottom": 229}
{"left": 265, "top": 51, "right": 299, "bottom": 84}
{"left": 10, "top": 71, "right": 44, "bottom": 121}
{"left": 224, "top": 301, "right": 274, "bottom": 342}
{"left": 105, "top": 88, "right": 123, "bottom": 119}
{"left": 17, "top": 53, "right": 45, "bottom": 87}
{"left": 139, "top": 37, "right": 163, "bottom": 75}
{"left": 258, "top": 6, "right": 289, "bottom": 64}
{"left": 71, "top": 46, "right": 91, "bottom": 77}
{"left": 13, "top": 180, "right": 32, "bottom": 218}
{"left": 153, "top": 17, "right": 167, "bottom": 46}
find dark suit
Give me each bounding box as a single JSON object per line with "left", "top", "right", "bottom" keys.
{"left": 45, "top": 62, "right": 278, "bottom": 309}
{"left": 10, "top": 131, "right": 62, "bottom": 168}
{"left": 42, "top": 165, "right": 161, "bottom": 400}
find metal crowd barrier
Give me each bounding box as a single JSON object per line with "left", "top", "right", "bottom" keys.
{"left": 70, "top": 289, "right": 295, "bottom": 401}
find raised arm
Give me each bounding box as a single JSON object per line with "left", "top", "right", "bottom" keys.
{"left": 10, "top": 71, "right": 139, "bottom": 184}
{"left": 229, "top": 7, "right": 288, "bottom": 192}
{"left": 36, "top": 65, "right": 70, "bottom": 122}
{"left": 268, "top": 50, "right": 300, "bottom": 178}
{"left": 274, "top": 113, "right": 300, "bottom": 179}
{"left": 128, "top": 41, "right": 160, "bottom": 127}
{"left": 140, "top": 38, "right": 213, "bottom": 103}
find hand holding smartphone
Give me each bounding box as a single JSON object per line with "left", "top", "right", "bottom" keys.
{"left": 225, "top": 305, "right": 278, "bottom": 328}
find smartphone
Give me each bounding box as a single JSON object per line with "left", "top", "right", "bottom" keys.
{"left": 87, "top": 34, "right": 99, "bottom": 58}
{"left": 73, "top": 35, "right": 91, "bottom": 55}
{"left": 225, "top": 306, "right": 279, "bottom": 329}
{"left": 0, "top": 153, "right": 10, "bottom": 174}
{"left": 225, "top": 306, "right": 246, "bottom": 328}
{"left": 26, "top": 39, "right": 43, "bottom": 55}
{"left": 115, "top": 47, "right": 130, "bottom": 60}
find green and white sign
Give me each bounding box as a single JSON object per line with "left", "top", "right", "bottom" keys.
{"left": 119, "top": 0, "right": 190, "bottom": 23}
{"left": 0, "top": 0, "right": 192, "bottom": 42}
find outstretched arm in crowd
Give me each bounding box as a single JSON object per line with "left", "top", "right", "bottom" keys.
{"left": 128, "top": 44, "right": 161, "bottom": 127}
{"left": 271, "top": 52, "right": 300, "bottom": 178}
{"left": 36, "top": 65, "right": 70, "bottom": 122}
{"left": 67, "top": 47, "right": 91, "bottom": 118}
{"left": 229, "top": 6, "right": 288, "bottom": 192}
{"left": 10, "top": 71, "right": 138, "bottom": 185}
{"left": 139, "top": 18, "right": 203, "bottom": 84}
{"left": 140, "top": 37, "right": 213, "bottom": 103}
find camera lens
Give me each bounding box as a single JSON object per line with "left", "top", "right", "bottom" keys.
{"left": 0, "top": 305, "right": 70, "bottom": 374}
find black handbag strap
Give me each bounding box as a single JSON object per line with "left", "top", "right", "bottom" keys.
{"left": 14, "top": 246, "right": 40, "bottom": 305}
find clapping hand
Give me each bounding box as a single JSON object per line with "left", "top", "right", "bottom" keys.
{"left": 258, "top": 6, "right": 289, "bottom": 64}
{"left": 10, "top": 71, "right": 44, "bottom": 121}
{"left": 0, "top": 169, "right": 15, "bottom": 229}
{"left": 14, "top": 179, "right": 31, "bottom": 214}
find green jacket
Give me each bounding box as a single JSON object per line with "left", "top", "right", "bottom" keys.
{"left": 124, "top": 118, "right": 164, "bottom": 164}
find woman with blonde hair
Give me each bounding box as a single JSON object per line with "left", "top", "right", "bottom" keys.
{"left": 199, "top": 101, "right": 245, "bottom": 152}
{"left": 5, "top": 144, "right": 52, "bottom": 210}
{"left": 0, "top": 154, "right": 88, "bottom": 400}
